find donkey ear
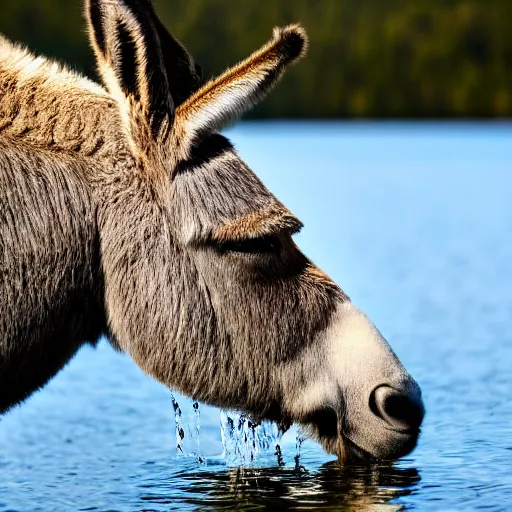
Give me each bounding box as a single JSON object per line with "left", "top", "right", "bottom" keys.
{"left": 174, "top": 25, "right": 308, "bottom": 145}
{"left": 149, "top": 9, "right": 204, "bottom": 105}
{"left": 85, "top": 0, "right": 174, "bottom": 136}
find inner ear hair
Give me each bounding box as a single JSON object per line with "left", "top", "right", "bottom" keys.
{"left": 174, "top": 24, "right": 308, "bottom": 152}
{"left": 85, "top": 0, "right": 173, "bottom": 136}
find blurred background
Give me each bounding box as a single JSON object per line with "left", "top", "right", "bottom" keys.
{"left": 1, "top": 0, "right": 512, "bottom": 118}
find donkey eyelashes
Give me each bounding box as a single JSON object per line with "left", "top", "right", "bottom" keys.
{"left": 218, "top": 234, "right": 282, "bottom": 255}
{"left": 210, "top": 216, "right": 303, "bottom": 257}
{"left": 205, "top": 206, "right": 303, "bottom": 257}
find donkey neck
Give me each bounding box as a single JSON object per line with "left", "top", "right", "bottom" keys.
{"left": 0, "top": 135, "right": 106, "bottom": 412}
{"left": 0, "top": 36, "right": 122, "bottom": 159}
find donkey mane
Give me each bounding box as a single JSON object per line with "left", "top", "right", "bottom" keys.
{"left": 0, "top": 36, "right": 104, "bottom": 94}
{"left": 0, "top": 36, "right": 118, "bottom": 159}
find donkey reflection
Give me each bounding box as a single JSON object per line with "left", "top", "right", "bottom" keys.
{"left": 0, "top": 0, "right": 424, "bottom": 462}
{"left": 149, "top": 462, "right": 421, "bottom": 510}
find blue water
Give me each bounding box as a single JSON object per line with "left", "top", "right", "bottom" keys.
{"left": 1, "top": 122, "right": 511, "bottom": 511}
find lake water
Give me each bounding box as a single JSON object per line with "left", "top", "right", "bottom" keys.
{"left": 1, "top": 122, "right": 511, "bottom": 511}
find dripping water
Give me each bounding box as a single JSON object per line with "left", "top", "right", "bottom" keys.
{"left": 171, "top": 395, "right": 309, "bottom": 468}
{"left": 294, "top": 431, "right": 307, "bottom": 473}
{"left": 220, "top": 410, "right": 284, "bottom": 467}
{"left": 171, "top": 394, "right": 204, "bottom": 463}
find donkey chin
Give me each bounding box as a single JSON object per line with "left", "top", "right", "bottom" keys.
{"left": 281, "top": 302, "right": 425, "bottom": 463}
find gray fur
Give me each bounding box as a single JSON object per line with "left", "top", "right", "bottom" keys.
{"left": 0, "top": 1, "right": 423, "bottom": 462}
{"left": 0, "top": 136, "right": 104, "bottom": 408}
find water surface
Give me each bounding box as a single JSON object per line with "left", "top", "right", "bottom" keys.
{"left": 1, "top": 122, "right": 511, "bottom": 511}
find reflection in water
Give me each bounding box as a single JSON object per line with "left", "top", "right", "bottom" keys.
{"left": 139, "top": 462, "right": 420, "bottom": 510}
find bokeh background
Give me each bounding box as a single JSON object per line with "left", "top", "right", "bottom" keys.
{"left": 1, "top": 0, "right": 512, "bottom": 118}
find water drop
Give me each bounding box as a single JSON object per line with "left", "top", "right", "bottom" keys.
{"left": 220, "top": 410, "right": 283, "bottom": 466}
{"left": 170, "top": 394, "right": 204, "bottom": 463}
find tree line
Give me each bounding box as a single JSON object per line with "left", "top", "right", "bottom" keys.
{"left": 1, "top": 0, "right": 511, "bottom": 118}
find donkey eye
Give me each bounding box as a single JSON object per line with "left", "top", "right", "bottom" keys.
{"left": 219, "top": 235, "right": 282, "bottom": 255}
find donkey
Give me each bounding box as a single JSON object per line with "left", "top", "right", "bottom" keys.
{"left": 0, "top": 0, "right": 424, "bottom": 462}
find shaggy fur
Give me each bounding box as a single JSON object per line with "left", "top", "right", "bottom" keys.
{"left": 0, "top": 2, "right": 334, "bottom": 418}
{"left": 0, "top": 36, "right": 115, "bottom": 158}
{"left": 0, "top": 0, "right": 423, "bottom": 462}
{"left": 0, "top": 137, "right": 104, "bottom": 410}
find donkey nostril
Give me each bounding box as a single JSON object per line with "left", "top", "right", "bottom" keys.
{"left": 370, "top": 385, "right": 425, "bottom": 431}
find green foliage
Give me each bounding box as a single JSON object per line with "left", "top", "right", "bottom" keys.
{"left": 1, "top": 0, "right": 511, "bottom": 118}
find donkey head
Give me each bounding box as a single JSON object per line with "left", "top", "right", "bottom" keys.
{"left": 86, "top": 0, "right": 424, "bottom": 462}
